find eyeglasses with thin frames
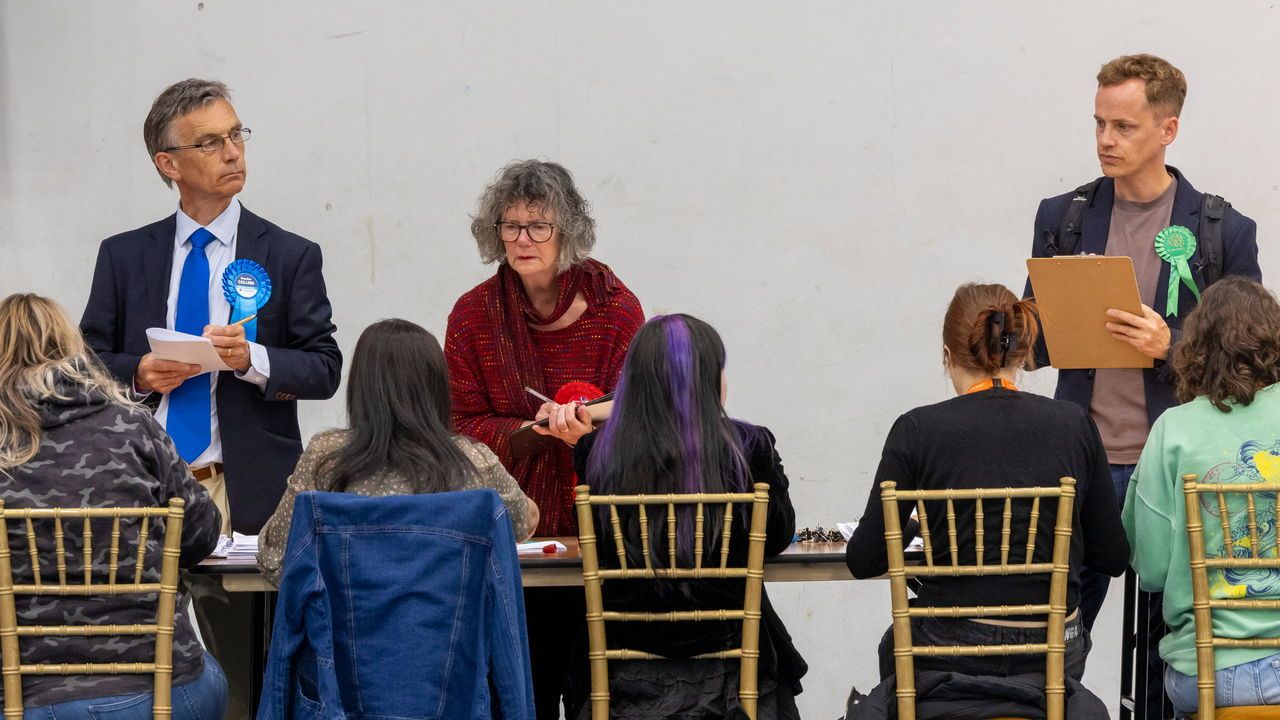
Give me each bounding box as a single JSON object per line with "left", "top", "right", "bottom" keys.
{"left": 162, "top": 128, "right": 252, "bottom": 155}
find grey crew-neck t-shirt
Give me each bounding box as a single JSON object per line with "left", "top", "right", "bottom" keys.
{"left": 1090, "top": 176, "right": 1176, "bottom": 464}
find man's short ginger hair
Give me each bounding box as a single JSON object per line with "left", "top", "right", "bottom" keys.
{"left": 1097, "top": 54, "right": 1187, "bottom": 118}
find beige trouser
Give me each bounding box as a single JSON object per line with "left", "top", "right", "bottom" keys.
{"left": 196, "top": 466, "right": 233, "bottom": 535}
{"left": 188, "top": 464, "right": 250, "bottom": 719}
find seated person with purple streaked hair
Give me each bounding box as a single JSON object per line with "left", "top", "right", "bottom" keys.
{"left": 551, "top": 313, "right": 806, "bottom": 720}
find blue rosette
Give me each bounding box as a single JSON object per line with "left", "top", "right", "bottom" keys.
{"left": 221, "top": 259, "right": 272, "bottom": 342}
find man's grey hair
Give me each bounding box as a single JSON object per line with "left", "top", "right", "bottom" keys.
{"left": 143, "top": 79, "right": 232, "bottom": 188}
{"left": 469, "top": 159, "right": 597, "bottom": 272}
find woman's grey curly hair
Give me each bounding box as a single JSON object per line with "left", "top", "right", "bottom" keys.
{"left": 469, "top": 159, "right": 597, "bottom": 272}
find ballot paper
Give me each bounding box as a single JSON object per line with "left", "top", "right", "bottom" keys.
{"left": 209, "top": 533, "right": 259, "bottom": 559}
{"left": 837, "top": 521, "right": 925, "bottom": 552}
{"left": 516, "top": 540, "right": 568, "bottom": 554}
{"left": 146, "top": 328, "right": 232, "bottom": 374}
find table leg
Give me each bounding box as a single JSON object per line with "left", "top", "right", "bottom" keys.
{"left": 1120, "top": 569, "right": 1136, "bottom": 720}
{"left": 249, "top": 591, "right": 276, "bottom": 714}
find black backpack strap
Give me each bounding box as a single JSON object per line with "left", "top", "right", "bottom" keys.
{"left": 1198, "top": 193, "right": 1227, "bottom": 287}
{"left": 1046, "top": 179, "right": 1103, "bottom": 256}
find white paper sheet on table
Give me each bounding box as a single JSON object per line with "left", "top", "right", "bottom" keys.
{"left": 837, "top": 521, "right": 925, "bottom": 552}
{"left": 516, "top": 540, "right": 568, "bottom": 554}
{"left": 146, "top": 328, "right": 232, "bottom": 375}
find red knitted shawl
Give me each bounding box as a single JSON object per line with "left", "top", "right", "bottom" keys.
{"left": 446, "top": 259, "right": 643, "bottom": 534}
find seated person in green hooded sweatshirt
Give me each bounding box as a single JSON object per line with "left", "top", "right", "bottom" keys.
{"left": 1124, "top": 276, "right": 1280, "bottom": 715}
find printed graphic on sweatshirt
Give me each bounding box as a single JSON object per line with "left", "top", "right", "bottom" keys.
{"left": 1201, "top": 439, "right": 1280, "bottom": 598}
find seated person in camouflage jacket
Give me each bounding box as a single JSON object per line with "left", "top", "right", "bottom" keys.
{"left": 0, "top": 293, "right": 225, "bottom": 720}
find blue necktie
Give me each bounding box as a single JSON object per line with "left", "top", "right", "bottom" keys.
{"left": 167, "top": 228, "right": 216, "bottom": 463}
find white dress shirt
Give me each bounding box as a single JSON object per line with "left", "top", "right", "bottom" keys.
{"left": 153, "top": 197, "right": 271, "bottom": 467}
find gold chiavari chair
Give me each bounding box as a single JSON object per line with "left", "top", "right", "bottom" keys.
{"left": 573, "top": 482, "right": 770, "bottom": 720}
{"left": 1182, "top": 473, "right": 1280, "bottom": 720}
{"left": 0, "top": 498, "right": 186, "bottom": 720}
{"left": 880, "top": 478, "right": 1078, "bottom": 720}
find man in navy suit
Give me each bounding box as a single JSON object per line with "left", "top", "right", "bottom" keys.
{"left": 80, "top": 78, "right": 342, "bottom": 718}
{"left": 81, "top": 79, "right": 341, "bottom": 536}
{"left": 1027, "top": 54, "right": 1260, "bottom": 718}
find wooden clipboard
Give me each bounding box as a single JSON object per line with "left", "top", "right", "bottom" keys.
{"left": 508, "top": 394, "right": 614, "bottom": 460}
{"left": 1026, "top": 256, "right": 1154, "bottom": 369}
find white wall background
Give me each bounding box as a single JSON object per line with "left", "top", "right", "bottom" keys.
{"left": 4, "top": 2, "right": 1279, "bottom": 717}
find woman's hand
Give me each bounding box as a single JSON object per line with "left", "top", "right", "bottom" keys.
{"left": 531, "top": 401, "right": 594, "bottom": 446}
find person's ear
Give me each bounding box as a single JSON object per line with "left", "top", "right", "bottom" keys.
{"left": 154, "top": 152, "right": 182, "bottom": 184}
{"left": 1161, "top": 114, "right": 1179, "bottom": 147}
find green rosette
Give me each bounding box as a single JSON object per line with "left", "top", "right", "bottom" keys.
{"left": 1154, "top": 225, "right": 1201, "bottom": 317}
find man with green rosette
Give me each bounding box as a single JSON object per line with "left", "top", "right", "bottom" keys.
{"left": 1026, "top": 54, "right": 1260, "bottom": 717}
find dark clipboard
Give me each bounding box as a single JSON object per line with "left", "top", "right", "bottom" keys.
{"left": 508, "top": 393, "right": 614, "bottom": 460}
{"left": 1026, "top": 256, "right": 1154, "bottom": 369}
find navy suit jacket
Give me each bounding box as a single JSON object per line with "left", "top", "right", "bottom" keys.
{"left": 80, "top": 206, "right": 342, "bottom": 533}
{"left": 1026, "top": 166, "right": 1261, "bottom": 430}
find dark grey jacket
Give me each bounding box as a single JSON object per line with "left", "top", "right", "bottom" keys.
{"left": 1, "top": 372, "right": 220, "bottom": 707}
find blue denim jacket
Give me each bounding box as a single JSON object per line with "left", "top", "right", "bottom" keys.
{"left": 256, "top": 489, "right": 535, "bottom": 720}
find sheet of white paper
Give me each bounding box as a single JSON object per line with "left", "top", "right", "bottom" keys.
{"left": 516, "top": 540, "right": 568, "bottom": 554}
{"left": 146, "top": 327, "right": 232, "bottom": 374}
{"left": 837, "top": 521, "right": 924, "bottom": 551}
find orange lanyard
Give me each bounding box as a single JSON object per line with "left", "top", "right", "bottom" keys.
{"left": 965, "top": 378, "right": 1019, "bottom": 395}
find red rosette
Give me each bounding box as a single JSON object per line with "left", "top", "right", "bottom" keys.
{"left": 555, "top": 381, "right": 604, "bottom": 405}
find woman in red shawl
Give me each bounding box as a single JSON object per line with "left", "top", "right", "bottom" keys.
{"left": 445, "top": 159, "right": 643, "bottom": 719}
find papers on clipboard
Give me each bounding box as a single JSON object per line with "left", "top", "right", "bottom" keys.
{"left": 146, "top": 328, "right": 232, "bottom": 374}
{"left": 1026, "top": 256, "right": 1154, "bottom": 369}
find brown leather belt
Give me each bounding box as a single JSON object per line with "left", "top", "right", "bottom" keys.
{"left": 190, "top": 463, "right": 223, "bottom": 482}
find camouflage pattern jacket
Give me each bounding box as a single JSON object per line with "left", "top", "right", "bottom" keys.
{"left": 0, "top": 375, "right": 220, "bottom": 707}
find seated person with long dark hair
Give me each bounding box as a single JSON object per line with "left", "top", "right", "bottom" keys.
{"left": 560, "top": 313, "right": 806, "bottom": 720}
{"left": 1125, "top": 277, "right": 1280, "bottom": 713}
{"left": 847, "top": 283, "right": 1129, "bottom": 682}
{"left": 0, "top": 293, "right": 224, "bottom": 720}
{"left": 257, "top": 319, "right": 538, "bottom": 586}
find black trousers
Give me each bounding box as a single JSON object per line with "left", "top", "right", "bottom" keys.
{"left": 525, "top": 586, "right": 587, "bottom": 720}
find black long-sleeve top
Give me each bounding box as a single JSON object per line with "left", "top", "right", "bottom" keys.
{"left": 846, "top": 388, "right": 1129, "bottom": 613}
{"left": 572, "top": 422, "right": 805, "bottom": 684}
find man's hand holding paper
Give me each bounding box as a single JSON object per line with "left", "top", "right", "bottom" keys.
{"left": 136, "top": 353, "right": 201, "bottom": 394}
{"left": 143, "top": 327, "right": 234, "bottom": 384}
{"left": 204, "top": 323, "right": 252, "bottom": 372}
{"left": 1105, "top": 304, "right": 1172, "bottom": 360}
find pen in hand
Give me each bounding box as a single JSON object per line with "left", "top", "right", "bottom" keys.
{"left": 231, "top": 314, "right": 258, "bottom": 328}
{"left": 524, "top": 386, "right": 554, "bottom": 405}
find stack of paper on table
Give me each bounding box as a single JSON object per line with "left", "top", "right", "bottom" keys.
{"left": 210, "top": 533, "right": 259, "bottom": 559}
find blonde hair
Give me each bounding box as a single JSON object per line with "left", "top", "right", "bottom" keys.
{"left": 1097, "top": 53, "right": 1187, "bottom": 118}
{"left": 0, "top": 294, "right": 135, "bottom": 469}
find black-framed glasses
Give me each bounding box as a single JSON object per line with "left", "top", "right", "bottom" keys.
{"left": 496, "top": 221, "right": 555, "bottom": 243}
{"left": 162, "top": 128, "right": 252, "bottom": 155}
